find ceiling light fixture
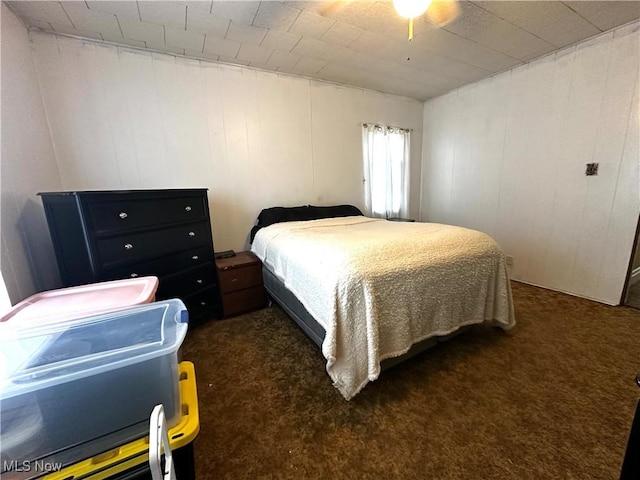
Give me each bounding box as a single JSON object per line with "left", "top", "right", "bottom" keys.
{"left": 393, "top": 0, "right": 433, "bottom": 41}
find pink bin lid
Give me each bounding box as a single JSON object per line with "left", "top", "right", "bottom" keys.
{"left": 0, "top": 276, "right": 159, "bottom": 325}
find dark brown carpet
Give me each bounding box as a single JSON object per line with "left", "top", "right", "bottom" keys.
{"left": 181, "top": 281, "right": 640, "bottom": 479}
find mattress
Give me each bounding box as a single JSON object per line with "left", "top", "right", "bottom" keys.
{"left": 251, "top": 216, "right": 515, "bottom": 400}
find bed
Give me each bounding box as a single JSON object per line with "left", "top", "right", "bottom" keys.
{"left": 250, "top": 205, "right": 515, "bottom": 400}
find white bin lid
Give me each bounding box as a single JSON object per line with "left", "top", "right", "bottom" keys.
{"left": 0, "top": 298, "right": 188, "bottom": 399}
{"left": 0, "top": 277, "right": 159, "bottom": 325}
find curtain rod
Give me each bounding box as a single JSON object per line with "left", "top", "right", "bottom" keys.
{"left": 362, "top": 123, "right": 412, "bottom": 132}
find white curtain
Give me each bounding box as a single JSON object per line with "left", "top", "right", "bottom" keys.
{"left": 362, "top": 124, "right": 410, "bottom": 218}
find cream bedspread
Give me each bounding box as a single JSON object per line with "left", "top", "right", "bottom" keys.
{"left": 251, "top": 216, "right": 515, "bottom": 400}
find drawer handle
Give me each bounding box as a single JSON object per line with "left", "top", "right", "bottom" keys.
{"left": 231, "top": 278, "right": 238, "bottom": 282}
{"left": 130, "top": 273, "right": 139, "bottom": 278}
{"left": 188, "top": 231, "right": 196, "bottom": 237}
{"left": 196, "top": 279, "right": 203, "bottom": 284}
{"left": 119, "top": 212, "right": 128, "bottom": 219}
{"left": 124, "top": 243, "right": 134, "bottom": 250}
{"left": 200, "top": 301, "right": 206, "bottom": 306}
{"left": 191, "top": 255, "right": 199, "bottom": 260}
{"left": 185, "top": 206, "right": 192, "bottom": 212}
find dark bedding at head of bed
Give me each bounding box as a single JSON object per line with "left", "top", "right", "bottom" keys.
{"left": 249, "top": 204, "right": 363, "bottom": 242}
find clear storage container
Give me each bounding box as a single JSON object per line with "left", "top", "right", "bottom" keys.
{"left": 0, "top": 299, "right": 188, "bottom": 467}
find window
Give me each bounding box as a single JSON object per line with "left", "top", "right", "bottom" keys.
{"left": 362, "top": 123, "right": 410, "bottom": 218}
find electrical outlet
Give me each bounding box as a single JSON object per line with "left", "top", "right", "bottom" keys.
{"left": 506, "top": 255, "right": 514, "bottom": 266}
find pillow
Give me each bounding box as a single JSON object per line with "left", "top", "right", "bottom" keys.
{"left": 308, "top": 205, "right": 363, "bottom": 219}
{"left": 249, "top": 204, "right": 363, "bottom": 242}
{"left": 256, "top": 206, "right": 311, "bottom": 228}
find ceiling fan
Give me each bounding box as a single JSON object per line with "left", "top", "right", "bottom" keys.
{"left": 321, "top": 0, "right": 461, "bottom": 41}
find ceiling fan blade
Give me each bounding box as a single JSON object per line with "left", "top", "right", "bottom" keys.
{"left": 319, "top": 0, "right": 353, "bottom": 17}
{"left": 424, "top": 0, "right": 461, "bottom": 27}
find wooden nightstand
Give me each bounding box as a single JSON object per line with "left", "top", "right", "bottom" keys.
{"left": 215, "top": 251, "right": 267, "bottom": 318}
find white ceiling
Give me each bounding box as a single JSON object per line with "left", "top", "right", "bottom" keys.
{"left": 6, "top": 1, "right": 640, "bottom": 100}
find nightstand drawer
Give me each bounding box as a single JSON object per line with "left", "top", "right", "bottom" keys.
{"left": 221, "top": 286, "right": 266, "bottom": 317}
{"left": 86, "top": 195, "right": 207, "bottom": 235}
{"left": 218, "top": 265, "right": 263, "bottom": 293}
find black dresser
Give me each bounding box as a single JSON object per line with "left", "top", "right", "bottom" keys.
{"left": 38, "top": 189, "right": 221, "bottom": 322}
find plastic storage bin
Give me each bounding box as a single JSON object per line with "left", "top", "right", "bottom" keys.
{"left": 0, "top": 277, "right": 159, "bottom": 325}
{"left": 43, "top": 361, "right": 200, "bottom": 480}
{"left": 0, "top": 299, "right": 188, "bottom": 470}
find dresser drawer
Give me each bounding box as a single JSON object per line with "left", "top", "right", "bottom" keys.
{"left": 157, "top": 263, "right": 217, "bottom": 299}
{"left": 96, "top": 222, "right": 210, "bottom": 269}
{"left": 103, "top": 245, "right": 214, "bottom": 280}
{"left": 183, "top": 286, "right": 220, "bottom": 321}
{"left": 217, "top": 265, "right": 263, "bottom": 293}
{"left": 221, "top": 286, "right": 267, "bottom": 317}
{"left": 86, "top": 195, "right": 207, "bottom": 236}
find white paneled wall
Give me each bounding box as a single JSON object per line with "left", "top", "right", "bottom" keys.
{"left": 422, "top": 22, "right": 640, "bottom": 305}
{"left": 1, "top": 5, "right": 62, "bottom": 304}
{"left": 30, "top": 31, "right": 423, "bottom": 252}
